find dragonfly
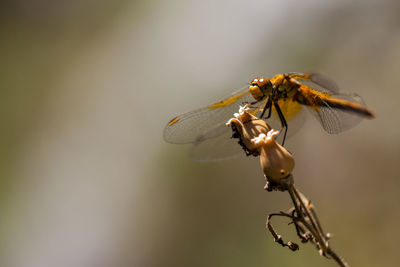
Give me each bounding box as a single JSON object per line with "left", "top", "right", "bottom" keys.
{"left": 163, "top": 73, "right": 375, "bottom": 161}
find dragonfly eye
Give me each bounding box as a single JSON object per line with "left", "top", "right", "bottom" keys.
{"left": 257, "top": 77, "right": 270, "bottom": 87}
{"left": 250, "top": 77, "right": 260, "bottom": 85}
{"left": 250, "top": 77, "right": 270, "bottom": 87}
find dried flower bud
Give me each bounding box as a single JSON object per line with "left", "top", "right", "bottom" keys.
{"left": 226, "top": 105, "right": 271, "bottom": 155}
{"left": 251, "top": 130, "right": 295, "bottom": 182}
{"left": 287, "top": 241, "right": 299, "bottom": 251}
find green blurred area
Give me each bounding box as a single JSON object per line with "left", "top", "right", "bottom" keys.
{"left": 1, "top": 1, "right": 399, "bottom": 267}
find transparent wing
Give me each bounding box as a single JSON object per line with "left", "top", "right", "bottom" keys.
{"left": 189, "top": 124, "right": 246, "bottom": 162}
{"left": 291, "top": 73, "right": 373, "bottom": 134}
{"left": 305, "top": 93, "right": 368, "bottom": 134}
{"left": 163, "top": 87, "right": 261, "bottom": 144}
{"left": 306, "top": 73, "right": 340, "bottom": 93}
{"left": 288, "top": 72, "right": 340, "bottom": 94}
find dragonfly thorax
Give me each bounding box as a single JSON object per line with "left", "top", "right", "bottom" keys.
{"left": 249, "top": 77, "right": 273, "bottom": 101}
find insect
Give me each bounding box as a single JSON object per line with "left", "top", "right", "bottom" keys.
{"left": 163, "top": 73, "right": 375, "bottom": 161}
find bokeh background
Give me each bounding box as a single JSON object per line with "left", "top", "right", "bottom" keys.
{"left": 1, "top": 0, "right": 399, "bottom": 266}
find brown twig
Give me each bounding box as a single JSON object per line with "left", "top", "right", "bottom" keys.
{"left": 266, "top": 182, "right": 349, "bottom": 267}
{"left": 266, "top": 212, "right": 299, "bottom": 251}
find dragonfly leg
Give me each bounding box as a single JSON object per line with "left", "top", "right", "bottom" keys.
{"left": 266, "top": 100, "right": 272, "bottom": 119}
{"left": 260, "top": 98, "right": 272, "bottom": 119}
{"left": 242, "top": 100, "right": 259, "bottom": 109}
{"left": 273, "top": 101, "right": 288, "bottom": 146}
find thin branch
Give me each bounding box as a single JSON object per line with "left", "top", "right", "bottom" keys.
{"left": 291, "top": 185, "right": 348, "bottom": 267}
{"left": 266, "top": 212, "right": 299, "bottom": 251}
{"left": 291, "top": 185, "right": 328, "bottom": 253}
{"left": 326, "top": 247, "right": 349, "bottom": 267}
{"left": 266, "top": 183, "right": 349, "bottom": 267}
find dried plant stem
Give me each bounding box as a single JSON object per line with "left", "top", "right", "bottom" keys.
{"left": 289, "top": 186, "right": 328, "bottom": 252}
{"left": 266, "top": 183, "right": 349, "bottom": 267}
{"left": 290, "top": 185, "right": 348, "bottom": 267}
{"left": 326, "top": 247, "right": 348, "bottom": 267}
{"left": 288, "top": 188, "right": 329, "bottom": 255}
{"left": 266, "top": 212, "right": 299, "bottom": 251}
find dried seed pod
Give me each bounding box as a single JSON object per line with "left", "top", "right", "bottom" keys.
{"left": 251, "top": 130, "right": 295, "bottom": 182}
{"left": 226, "top": 105, "right": 271, "bottom": 155}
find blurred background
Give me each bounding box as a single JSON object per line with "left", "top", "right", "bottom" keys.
{"left": 1, "top": 0, "right": 399, "bottom": 266}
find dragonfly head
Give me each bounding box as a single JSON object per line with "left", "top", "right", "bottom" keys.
{"left": 249, "top": 77, "right": 273, "bottom": 101}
